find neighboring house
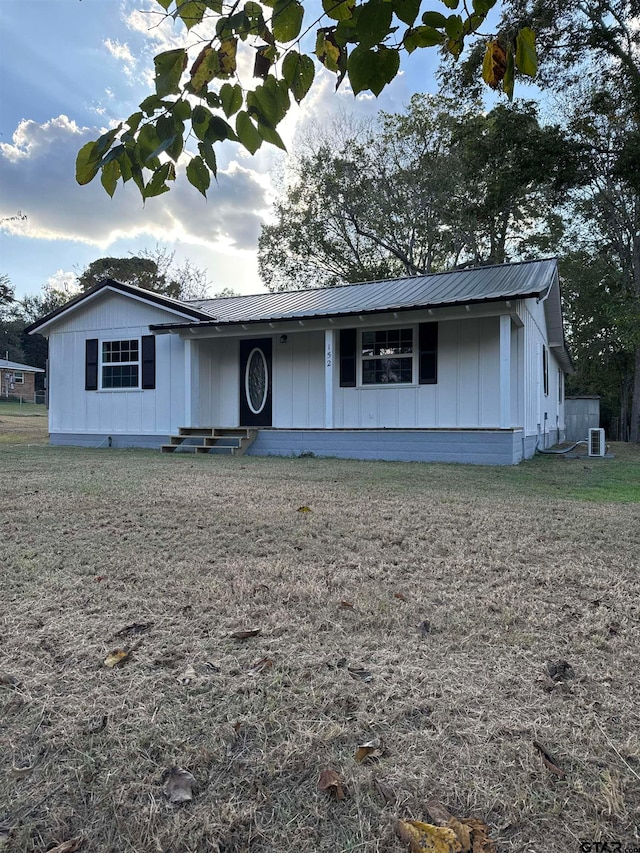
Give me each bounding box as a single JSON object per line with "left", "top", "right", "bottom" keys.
{"left": 0, "top": 358, "right": 45, "bottom": 402}
{"left": 26, "top": 258, "right": 573, "bottom": 464}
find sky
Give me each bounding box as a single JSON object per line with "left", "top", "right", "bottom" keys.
{"left": 0, "top": 0, "right": 452, "bottom": 301}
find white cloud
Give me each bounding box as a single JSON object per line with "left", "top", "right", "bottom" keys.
{"left": 104, "top": 39, "right": 136, "bottom": 66}
{"left": 45, "top": 269, "right": 79, "bottom": 294}
{"left": 0, "top": 115, "right": 269, "bottom": 255}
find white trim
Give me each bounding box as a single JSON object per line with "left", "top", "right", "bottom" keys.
{"left": 357, "top": 324, "right": 417, "bottom": 387}
{"left": 499, "top": 315, "right": 511, "bottom": 429}
{"left": 98, "top": 336, "right": 141, "bottom": 391}
{"left": 184, "top": 338, "right": 193, "bottom": 427}
{"left": 29, "top": 285, "right": 206, "bottom": 335}
{"left": 325, "top": 329, "right": 334, "bottom": 429}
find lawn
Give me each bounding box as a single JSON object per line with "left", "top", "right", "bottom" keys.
{"left": 1, "top": 436, "right": 639, "bottom": 853}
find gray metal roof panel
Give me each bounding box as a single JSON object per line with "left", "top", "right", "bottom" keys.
{"left": 0, "top": 359, "right": 45, "bottom": 372}
{"left": 184, "top": 259, "right": 558, "bottom": 324}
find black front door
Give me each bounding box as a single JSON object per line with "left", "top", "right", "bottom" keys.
{"left": 239, "top": 338, "right": 272, "bottom": 427}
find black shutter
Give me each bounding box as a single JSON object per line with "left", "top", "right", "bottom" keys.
{"left": 418, "top": 323, "right": 438, "bottom": 385}
{"left": 85, "top": 339, "right": 98, "bottom": 391}
{"left": 141, "top": 335, "right": 156, "bottom": 390}
{"left": 340, "top": 328, "right": 357, "bottom": 387}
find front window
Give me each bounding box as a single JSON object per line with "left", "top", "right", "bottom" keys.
{"left": 13, "top": 371, "right": 24, "bottom": 384}
{"left": 361, "top": 328, "right": 414, "bottom": 385}
{"left": 101, "top": 339, "right": 140, "bottom": 389}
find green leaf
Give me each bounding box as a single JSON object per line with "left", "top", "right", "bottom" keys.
{"left": 186, "top": 155, "right": 211, "bottom": 197}
{"left": 322, "top": 0, "right": 355, "bottom": 22}
{"left": 198, "top": 141, "right": 218, "bottom": 178}
{"left": 205, "top": 115, "right": 237, "bottom": 142}
{"left": 257, "top": 121, "right": 286, "bottom": 150}
{"left": 220, "top": 82, "right": 244, "bottom": 117}
{"left": 190, "top": 45, "right": 220, "bottom": 92}
{"left": 282, "top": 51, "right": 315, "bottom": 103}
{"left": 205, "top": 0, "right": 223, "bottom": 11}
{"left": 95, "top": 126, "right": 121, "bottom": 157}
{"left": 441, "top": 0, "right": 459, "bottom": 7}
{"left": 515, "top": 26, "right": 537, "bottom": 77}
{"left": 404, "top": 25, "right": 445, "bottom": 51}
{"left": 192, "top": 104, "right": 213, "bottom": 140}
{"left": 421, "top": 10, "right": 447, "bottom": 27}
{"left": 392, "top": 0, "right": 421, "bottom": 26}
{"left": 101, "top": 159, "right": 120, "bottom": 197}
{"left": 154, "top": 49, "right": 187, "bottom": 97}
{"left": 139, "top": 94, "right": 167, "bottom": 115}
{"left": 236, "top": 111, "right": 263, "bottom": 154}
{"left": 347, "top": 44, "right": 399, "bottom": 95}
{"left": 172, "top": 100, "right": 192, "bottom": 121}
{"left": 356, "top": 0, "right": 393, "bottom": 50}
{"left": 472, "top": 0, "right": 495, "bottom": 13}
{"left": 144, "top": 163, "right": 174, "bottom": 199}
{"left": 76, "top": 140, "right": 102, "bottom": 185}
{"left": 176, "top": 0, "right": 206, "bottom": 29}
{"left": 218, "top": 38, "right": 238, "bottom": 76}
{"left": 135, "top": 124, "right": 162, "bottom": 165}
{"left": 126, "top": 112, "right": 143, "bottom": 133}
{"left": 273, "top": 0, "right": 304, "bottom": 41}
{"left": 248, "top": 75, "right": 288, "bottom": 126}
{"left": 156, "top": 0, "right": 172, "bottom": 8}
{"left": 444, "top": 14, "right": 462, "bottom": 40}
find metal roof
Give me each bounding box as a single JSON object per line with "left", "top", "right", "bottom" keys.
{"left": 182, "top": 258, "right": 558, "bottom": 324}
{"left": 0, "top": 359, "right": 45, "bottom": 373}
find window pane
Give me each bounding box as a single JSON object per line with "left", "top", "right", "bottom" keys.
{"left": 102, "top": 365, "right": 139, "bottom": 388}
{"left": 103, "top": 340, "right": 139, "bottom": 363}
{"left": 362, "top": 357, "right": 412, "bottom": 384}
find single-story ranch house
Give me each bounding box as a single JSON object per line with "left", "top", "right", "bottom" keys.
{"left": 26, "top": 258, "right": 573, "bottom": 464}
{"left": 1, "top": 358, "right": 45, "bottom": 402}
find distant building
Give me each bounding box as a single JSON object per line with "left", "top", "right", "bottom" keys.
{"left": 0, "top": 359, "right": 45, "bottom": 402}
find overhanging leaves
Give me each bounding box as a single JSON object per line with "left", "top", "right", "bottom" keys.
{"left": 515, "top": 27, "right": 537, "bottom": 77}
{"left": 154, "top": 49, "right": 187, "bottom": 97}
{"left": 273, "top": 0, "right": 304, "bottom": 41}
{"left": 282, "top": 52, "right": 315, "bottom": 103}
{"left": 186, "top": 155, "right": 211, "bottom": 196}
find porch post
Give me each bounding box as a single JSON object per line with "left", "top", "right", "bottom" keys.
{"left": 499, "top": 314, "right": 511, "bottom": 429}
{"left": 325, "top": 329, "right": 334, "bottom": 429}
{"left": 184, "top": 338, "right": 195, "bottom": 427}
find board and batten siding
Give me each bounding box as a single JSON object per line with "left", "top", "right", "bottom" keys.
{"left": 47, "top": 292, "right": 187, "bottom": 436}
{"left": 334, "top": 317, "right": 502, "bottom": 429}
{"left": 520, "top": 297, "right": 565, "bottom": 443}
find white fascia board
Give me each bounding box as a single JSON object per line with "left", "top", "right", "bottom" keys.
{"left": 29, "top": 286, "right": 207, "bottom": 336}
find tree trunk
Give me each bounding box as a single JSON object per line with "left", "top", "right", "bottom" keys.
{"left": 631, "top": 344, "right": 640, "bottom": 443}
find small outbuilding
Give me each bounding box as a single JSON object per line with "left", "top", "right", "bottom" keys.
{"left": 26, "top": 258, "right": 573, "bottom": 464}
{"left": 0, "top": 358, "right": 45, "bottom": 402}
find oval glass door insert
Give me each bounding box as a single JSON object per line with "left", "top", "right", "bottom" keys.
{"left": 245, "top": 347, "right": 268, "bottom": 414}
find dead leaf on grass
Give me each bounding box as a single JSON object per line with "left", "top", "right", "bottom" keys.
{"left": 348, "top": 666, "right": 373, "bottom": 683}
{"left": 230, "top": 628, "right": 261, "bottom": 640}
{"left": 163, "top": 767, "right": 197, "bottom": 803}
{"left": 419, "top": 620, "right": 432, "bottom": 636}
{"left": 177, "top": 665, "right": 198, "bottom": 684}
{"left": 395, "top": 819, "right": 461, "bottom": 852}
{"left": 249, "top": 657, "right": 273, "bottom": 674}
{"left": 103, "top": 649, "right": 130, "bottom": 668}
{"left": 394, "top": 592, "right": 407, "bottom": 601}
{"left": 318, "top": 767, "right": 346, "bottom": 799}
{"left": 425, "top": 800, "right": 454, "bottom": 825}
{"left": 296, "top": 505, "right": 312, "bottom": 513}
{"left": 533, "top": 741, "right": 566, "bottom": 777}
{"left": 47, "top": 838, "right": 85, "bottom": 853}
{"left": 0, "top": 672, "right": 20, "bottom": 687}
{"left": 339, "top": 600, "right": 355, "bottom": 610}
{"left": 113, "top": 622, "right": 153, "bottom": 639}
{"left": 355, "top": 738, "right": 384, "bottom": 763}
{"left": 422, "top": 803, "right": 497, "bottom": 852}
{"left": 546, "top": 660, "right": 575, "bottom": 681}
{"left": 94, "top": 575, "right": 106, "bottom": 583}
{"left": 374, "top": 777, "right": 396, "bottom": 804}
{"left": 458, "top": 818, "right": 496, "bottom": 853}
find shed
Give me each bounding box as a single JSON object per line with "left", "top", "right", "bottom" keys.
{"left": 564, "top": 396, "right": 600, "bottom": 442}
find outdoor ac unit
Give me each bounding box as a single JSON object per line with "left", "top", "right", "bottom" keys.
{"left": 588, "top": 427, "right": 606, "bottom": 457}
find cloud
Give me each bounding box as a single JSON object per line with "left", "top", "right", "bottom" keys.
{"left": 0, "top": 115, "right": 269, "bottom": 254}
{"left": 104, "top": 39, "right": 135, "bottom": 66}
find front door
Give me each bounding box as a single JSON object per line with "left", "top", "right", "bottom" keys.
{"left": 239, "top": 338, "right": 272, "bottom": 427}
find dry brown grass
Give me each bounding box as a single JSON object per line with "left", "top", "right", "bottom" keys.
{"left": 1, "top": 442, "right": 639, "bottom": 853}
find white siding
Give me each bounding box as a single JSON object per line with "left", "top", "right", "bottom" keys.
{"left": 521, "top": 297, "right": 565, "bottom": 440}
{"left": 47, "top": 292, "right": 187, "bottom": 435}
{"left": 335, "top": 317, "right": 501, "bottom": 429}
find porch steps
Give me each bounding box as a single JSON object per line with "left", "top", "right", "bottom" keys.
{"left": 161, "top": 427, "right": 257, "bottom": 456}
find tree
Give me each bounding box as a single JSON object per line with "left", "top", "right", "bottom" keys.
{"left": 259, "top": 96, "right": 576, "bottom": 290}
{"left": 75, "top": 0, "right": 539, "bottom": 201}
{"left": 0, "top": 275, "right": 25, "bottom": 363}
{"left": 77, "top": 250, "right": 210, "bottom": 300}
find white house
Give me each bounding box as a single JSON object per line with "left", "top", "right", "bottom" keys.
{"left": 26, "top": 258, "right": 573, "bottom": 464}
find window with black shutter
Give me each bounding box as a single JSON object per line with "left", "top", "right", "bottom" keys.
{"left": 141, "top": 335, "right": 156, "bottom": 389}
{"left": 85, "top": 339, "right": 98, "bottom": 391}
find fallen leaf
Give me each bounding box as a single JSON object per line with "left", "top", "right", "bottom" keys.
{"left": 546, "top": 659, "right": 575, "bottom": 681}
{"left": 374, "top": 777, "right": 395, "bottom": 804}
{"left": 395, "top": 819, "right": 461, "bottom": 853}
{"left": 47, "top": 838, "right": 84, "bottom": 853}
{"left": 94, "top": 575, "right": 106, "bottom": 582}
{"left": 458, "top": 818, "right": 496, "bottom": 853}
{"left": 355, "top": 738, "right": 384, "bottom": 763}
{"left": 533, "top": 740, "right": 566, "bottom": 777}
{"left": 348, "top": 666, "right": 373, "bottom": 683}
{"left": 86, "top": 714, "right": 108, "bottom": 734}
{"left": 0, "top": 672, "right": 20, "bottom": 687}
{"left": 425, "top": 800, "right": 453, "bottom": 826}
{"left": 177, "top": 665, "right": 198, "bottom": 684}
{"left": 339, "top": 600, "right": 355, "bottom": 610}
{"left": 229, "top": 628, "right": 261, "bottom": 640}
{"left": 103, "top": 649, "right": 129, "bottom": 668}
{"left": 448, "top": 818, "right": 471, "bottom": 851}
{"left": 163, "top": 766, "right": 197, "bottom": 803}
{"left": 420, "top": 804, "right": 497, "bottom": 853}
{"left": 296, "top": 505, "right": 312, "bottom": 513}
{"left": 318, "top": 767, "right": 345, "bottom": 799}
{"left": 249, "top": 657, "right": 273, "bottom": 674}
{"left": 394, "top": 592, "right": 407, "bottom": 601}
{"left": 419, "top": 620, "right": 432, "bottom": 636}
